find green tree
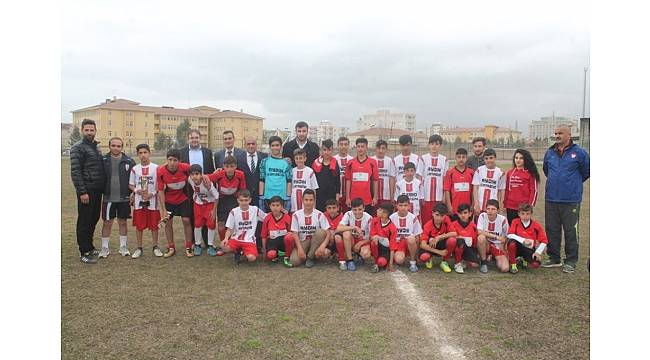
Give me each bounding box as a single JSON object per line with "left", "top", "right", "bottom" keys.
{"left": 454, "top": 136, "right": 463, "bottom": 147}
{"left": 176, "top": 119, "right": 192, "bottom": 148}
{"left": 69, "top": 126, "right": 81, "bottom": 146}
{"left": 155, "top": 133, "right": 172, "bottom": 151}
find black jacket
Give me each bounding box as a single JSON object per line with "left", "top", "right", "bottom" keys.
{"left": 282, "top": 139, "right": 320, "bottom": 167}
{"left": 70, "top": 138, "right": 105, "bottom": 196}
{"left": 180, "top": 146, "right": 215, "bottom": 174}
{"left": 236, "top": 151, "right": 268, "bottom": 200}
{"left": 102, "top": 152, "right": 136, "bottom": 202}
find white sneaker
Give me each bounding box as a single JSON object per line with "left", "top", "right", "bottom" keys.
{"left": 98, "top": 247, "right": 110, "bottom": 258}
{"left": 339, "top": 261, "right": 347, "bottom": 271}
{"left": 119, "top": 246, "right": 130, "bottom": 256}
{"left": 454, "top": 263, "right": 464, "bottom": 274}
{"left": 153, "top": 247, "right": 163, "bottom": 257}
{"left": 131, "top": 248, "right": 143, "bottom": 259}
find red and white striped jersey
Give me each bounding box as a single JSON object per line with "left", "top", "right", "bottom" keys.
{"left": 188, "top": 179, "right": 219, "bottom": 205}
{"left": 334, "top": 154, "right": 353, "bottom": 199}
{"left": 340, "top": 210, "right": 373, "bottom": 240}
{"left": 225, "top": 206, "right": 266, "bottom": 243}
{"left": 476, "top": 212, "right": 509, "bottom": 246}
{"left": 394, "top": 178, "right": 423, "bottom": 215}
{"left": 394, "top": 153, "right": 420, "bottom": 183}
{"left": 371, "top": 155, "right": 396, "bottom": 201}
{"left": 471, "top": 165, "right": 506, "bottom": 211}
{"left": 129, "top": 163, "right": 158, "bottom": 210}
{"left": 291, "top": 209, "right": 330, "bottom": 242}
{"left": 389, "top": 211, "right": 423, "bottom": 239}
{"left": 291, "top": 166, "right": 319, "bottom": 212}
{"left": 417, "top": 154, "right": 448, "bottom": 202}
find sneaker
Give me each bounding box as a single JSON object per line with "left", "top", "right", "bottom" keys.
{"left": 98, "top": 247, "right": 110, "bottom": 258}
{"left": 194, "top": 245, "right": 202, "bottom": 256}
{"left": 346, "top": 261, "right": 356, "bottom": 271}
{"left": 207, "top": 246, "right": 217, "bottom": 257}
{"left": 278, "top": 250, "right": 286, "bottom": 257}
{"left": 80, "top": 252, "right": 98, "bottom": 264}
{"left": 305, "top": 258, "right": 315, "bottom": 268}
{"left": 131, "top": 248, "right": 143, "bottom": 259}
{"left": 153, "top": 247, "right": 163, "bottom": 257}
{"left": 339, "top": 261, "right": 347, "bottom": 271}
{"left": 479, "top": 263, "right": 488, "bottom": 273}
{"left": 234, "top": 250, "right": 241, "bottom": 264}
{"left": 541, "top": 259, "right": 562, "bottom": 268}
{"left": 90, "top": 249, "right": 100, "bottom": 256}
{"left": 454, "top": 263, "right": 464, "bottom": 274}
{"left": 425, "top": 258, "right": 433, "bottom": 269}
{"left": 440, "top": 261, "right": 452, "bottom": 273}
{"left": 510, "top": 264, "right": 519, "bottom": 274}
{"left": 163, "top": 247, "right": 176, "bottom": 258}
{"left": 185, "top": 248, "right": 194, "bottom": 258}
{"left": 216, "top": 248, "right": 225, "bottom": 256}
{"left": 409, "top": 263, "right": 418, "bottom": 273}
{"left": 562, "top": 263, "right": 576, "bottom": 273}
{"left": 282, "top": 257, "right": 293, "bottom": 268}
{"left": 370, "top": 264, "right": 379, "bottom": 273}
{"left": 119, "top": 246, "right": 130, "bottom": 256}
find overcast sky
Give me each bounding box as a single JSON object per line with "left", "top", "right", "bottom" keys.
{"left": 62, "top": 0, "right": 589, "bottom": 135}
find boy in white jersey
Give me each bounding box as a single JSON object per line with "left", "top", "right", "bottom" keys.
{"left": 372, "top": 140, "right": 396, "bottom": 207}
{"left": 476, "top": 199, "right": 509, "bottom": 273}
{"left": 188, "top": 164, "right": 220, "bottom": 257}
{"left": 291, "top": 149, "right": 319, "bottom": 213}
{"left": 334, "top": 136, "right": 354, "bottom": 212}
{"left": 390, "top": 195, "right": 423, "bottom": 273}
{"left": 417, "top": 134, "right": 448, "bottom": 226}
{"left": 472, "top": 148, "right": 505, "bottom": 215}
{"left": 289, "top": 189, "right": 331, "bottom": 268}
{"left": 128, "top": 144, "right": 162, "bottom": 258}
{"left": 395, "top": 134, "right": 420, "bottom": 183}
{"left": 394, "top": 162, "right": 423, "bottom": 217}
{"left": 222, "top": 189, "right": 267, "bottom": 263}
{"left": 336, "top": 198, "right": 373, "bottom": 272}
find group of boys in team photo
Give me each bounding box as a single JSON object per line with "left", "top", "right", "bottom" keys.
{"left": 71, "top": 119, "right": 590, "bottom": 275}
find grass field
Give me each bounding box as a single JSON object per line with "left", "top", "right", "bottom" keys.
{"left": 61, "top": 158, "right": 589, "bottom": 359}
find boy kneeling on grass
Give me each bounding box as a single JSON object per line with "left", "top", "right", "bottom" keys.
{"left": 449, "top": 203, "right": 480, "bottom": 274}
{"left": 336, "top": 198, "right": 373, "bottom": 272}
{"left": 369, "top": 202, "right": 398, "bottom": 272}
{"left": 260, "top": 196, "right": 294, "bottom": 267}
{"left": 419, "top": 203, "right": 455, "bottom": 273}
{"left": 506, "top": 203, "right": 548, "bottom": 274}
{"left": 389, "top": 195, "right": 423, "bottom": 273}
{"left": 221, "top": 189, "right": 267, "bottom": 263}
{"left": 476, "top": 199, "right": 510, "bottom": 273}
{"left": 288, "top": 189, "right": 331, "bottom": 268}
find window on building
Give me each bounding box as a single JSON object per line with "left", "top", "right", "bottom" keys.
{"left": 145, "top": 132, "right": 148, "bottom": 137}
{"left": 108, "top": 131, "right": 112, "bottom": 136}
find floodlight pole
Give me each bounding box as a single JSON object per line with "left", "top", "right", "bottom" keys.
{"left": 582, "top": 66, "right": 588, "bottom": 118}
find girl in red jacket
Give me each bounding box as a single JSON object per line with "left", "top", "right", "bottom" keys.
{"left": 504, "top": 149, "right": 540, "bottom": 224}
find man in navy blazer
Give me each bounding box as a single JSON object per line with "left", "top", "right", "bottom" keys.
{"left": 214, "top": 130, "right": 245, "bottom": 169}
{"left": 236, "top": 136, "right": 267, "bottom": 201}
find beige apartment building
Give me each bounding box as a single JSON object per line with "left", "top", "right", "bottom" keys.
{"left": 71, "top": 97, "right": 264, "bottom": 153}
{"left": 439, "top": 125, "right": 522, "bottom": 144}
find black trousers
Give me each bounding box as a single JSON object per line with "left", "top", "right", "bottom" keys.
{"left": 506, "top": 208, "right": 519, "bottom": 225}
{"left": 545, "top": 201, "right": 581, "bottom": 266}
{"left": 76, "top": 190, "right": 102, "bottom": 255}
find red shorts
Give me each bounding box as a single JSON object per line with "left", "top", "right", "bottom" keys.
{"left": 132, "top": 209, "right": 161, "bottom": 231}
{"left": 193, "top": 202, "right": 216, "bottom": 229}
{"left": 353, "top": 236, "right": 369, "bottom": 246}
{"left": 227, "top": 239, "right": 259, "bottom": 257}
{"left": 390, "top": 237, "right": 409, "bottom": 253}
{"left": 488, "top": 243, "right": 506, "bottom": 257}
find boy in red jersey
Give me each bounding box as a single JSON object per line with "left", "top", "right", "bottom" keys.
{"left": 394, "top": 162, "right": 423, "bottom": 217}
{"left": 418, "top": 135, "right": 448, "bottom": 226}
{"left": 323, "top": 199, "right": 347, "bottom": 270}
{"left": 444, "top": 148, "right": 474, "bottom": 222}
{"left": 371, "top": 140, "right": 396, "bottom": 207}
{"left": 260, "top": 196, "right": 293, "bottom": 267}
{"left": 449, "top": 203, "right": 480, "bottom": 273}
{"left": 389, "top": 195, "right": 423, "bottom": 273}
{"left": 188, "top": 164, "right": 219, "bottom": 257}
{"left": 222, "top": 189, "right": 266, "bottom": 263}
{"left": 157, "top": 149, "right": 194, "bottom": 258}
{"left": 395, "top": 134, "right": 420, "bottom": 183}
{"left": 345, "top": 137, "right": 379, "bottom": 215}
{"left": 334, "top": 136, "right": 353, "bottom": 213}
{"left": 419, "top": 203, "right": 455, "bottom": 273}
{"left": 370, "top": 202, "right": 398, "bottom": 272}
{"left": 506, "top": 203, "right": 548, "bottom": 274}
{"left": 336, "top": 198, "right": 373, "bottom": 272}
{"left": 476, "top": 199, "right": 509, "bottom": 273}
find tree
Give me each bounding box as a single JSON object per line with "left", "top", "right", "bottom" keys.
{"left": 175, "top": 119, "right": 192, "bottom": 148}
{"left": 155, "top": 133, "right": 173, "bottom": 151}
{"left": 454, "top": 136, "right": 463, "bottom": 147}
{"left": 69, "top": 126, "right": 81, "bottom": 146}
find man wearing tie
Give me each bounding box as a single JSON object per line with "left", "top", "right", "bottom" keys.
{"left": 237, "top": 137, "right": 268, "bottom": 251}
{"left": 180, "top": 129, "right": 215, "bottom": 249}
{"left": 214, "top": 130, "right": 245, "bottom": 169}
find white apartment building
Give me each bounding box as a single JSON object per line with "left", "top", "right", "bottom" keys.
{"left": 529, "top": 114, "right": 579, "bottom": 142}
{"left": 357, "top": 110, "right": 416, "bottom": 132}
{"left": 312, "top": 120, "right": 349, "bottom": 144}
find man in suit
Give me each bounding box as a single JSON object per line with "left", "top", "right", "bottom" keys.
{"left": 282, "top": 121, "right": 320, "bottom": 167}
{"left": 237, "top": 136, "right": 268, "bottom": 251}
{"left": 214, "top": 130, "right": 245, "bottom": 169}
{"left": 180, "top": 129, "right": 215, "bottom": 248}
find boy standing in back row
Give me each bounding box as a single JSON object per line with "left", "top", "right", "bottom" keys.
{"left": 371, "top": 140, "right": 396, "bottom": 207}
{"left": 444, "top": 148, "right": 474, "bottom": 222}
{"left": 291, "top": 149, "right": 319, "bottom": 213}
{"left": 418, "top": 135, "right": 448, "bottom": 226}
{"left": 472, "top": 148, "right": 505, "bottom": 215}
{"left": 395, "top": 134, "right": 420, "bottom": 183}
{"left": 334, "top": 136, "right": 353, "bottom": 213}
{"left": 129, "top": 143, "right": 162, "bottom": 258}
{"left": 259, "top": 136, "right": 292, "bottom": 212}
{"left": 345, "top": 138, "right": 379, "bottom": 215}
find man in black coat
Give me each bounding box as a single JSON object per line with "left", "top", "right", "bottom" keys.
{"left": 214, "top": 130, "right": 245, "bottom": 169}
{"left": 282, "top": 121, "right": 320, "bottom": 167}
{"left": 70, "top": 119, "right": 105, "bottom": 264}
{"left": 180, "top": 129, "right": 215, "bottom": 248}
{"left": 237, "top": 136, "right": 268, "bottom": 250}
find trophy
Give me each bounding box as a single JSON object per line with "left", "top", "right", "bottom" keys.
{"left": 159, "top": 211, "right": 172, "bottom": 229}
{"left": 139, "top": 176, "right": 151, "bottom": 208}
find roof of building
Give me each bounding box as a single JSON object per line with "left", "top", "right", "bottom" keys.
{"left": 347, "top": 127, "right": 411, "bottom": 137}
{"left": 61, "top": 122, "right": 72, "bottom": 130}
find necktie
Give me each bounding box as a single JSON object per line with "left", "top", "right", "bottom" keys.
{"left": 227, "top": 150, "right": 232, "bottom": 158}
{"left": 250, "top": 154, "right": 256, "bottom": 172}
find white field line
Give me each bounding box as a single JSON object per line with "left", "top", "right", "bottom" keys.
{"left": 391, "top": 270, "right": 466, "bottom": 360}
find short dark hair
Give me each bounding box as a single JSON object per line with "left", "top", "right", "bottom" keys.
{"left": 81, "top": 119, "right": 96, "bottom": 129}
{"left": 378, "top": 202, "right": 394, "bottom": 214}
{"left": 472, "top": 137, "right": 486, "bottom": 146}
{"left": 223, "top": 130, "right": 234, "bottom": 137}
{"left": 325, "top": 199, "right": 339, "bottom": 207}
{"left": 136, "top": 143, "right": 150, "bottom": 152}
{"left": 223, "top": 156, "right": 237, "bottom": 166}
{"left": 293, "top": 148, "right": 307, "bottom": 158}
{"left": 189, "top": 164, "right": 203, "bottom": 174}
{"left": 188, "top": 129, "right": 201, "bottom": 137}
{"left": 518, "top": 203, "right": 533, "bottom": 213}
{"left": 396, "top": 194, "right": 410, "bottom": 204}
{"left": 355, "top": 137, "right": 368, "bottom": 145}
{"left": 337, "top": 136, "right": 349, "bottom": 145}
{"left": 428, "top": 134, "right": 443, "bottom": 145}
{"left": 108, "top": 137, "right": 123, "bottom": 146}
{"left": 483, "top": 148, "right": 497, "bottom": 158}
{"left": 399, "top": 134, "right": 413, "bottom": 145}
{"left": 238, "top": 189, "right": 251, "bottom": 199}
{"left": 295, "top": 121, "right": 309, "bottom": 130}
{"left": 321, "top": 139, "right": 333, "bottom": 149}
{"left": 433, "top": 203, "right": 448, "bottom": 215}
{"left": 457, "top": 203, "right": 471, "bottom": 213}
{"left": 350, "top": 198, "right": 364, "bottom": 208}
{"left": 486, "top": 199, "right": 500, "bottom": 209}
{"left": 269, "top": 196, "right": 284, "bottom": 205}
{"left": 456, "top": 148, "right": 468, "bottom": 156}
{"left": 269, "top": 136, "right": 282, "bottom": 146}
{"left": 302, "top": 189, "right": 316, "bottom": 199}
{"left": 404, "top": 162, "right": 416, "bottom": 171}
{"left": 376, "top": 140, "right": 388, "bottom": 148}
{"left": 166, "top": 149, "right": 181, "bottom": 160}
